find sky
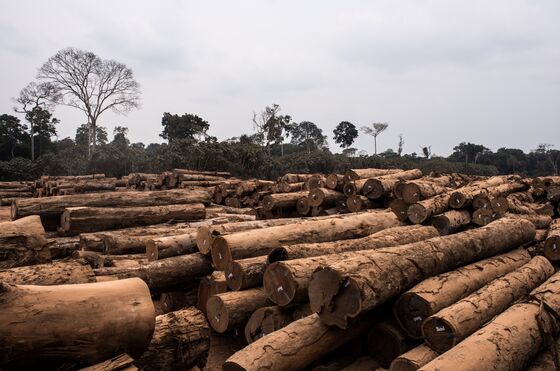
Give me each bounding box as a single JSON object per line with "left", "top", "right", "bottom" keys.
{"left": 1, "top": 0, "right": 559, "bottom": 156}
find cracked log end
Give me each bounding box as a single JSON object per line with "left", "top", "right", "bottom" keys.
{"left": 402, "top": 183, "right": 422, "bottom": 204}
{"left": 263, "top": 263, "right": 297, "bottom": 306}
{"left": 393, "top": 293, "right": 432, "bottom": 339}
{"left": 422, "top": 316, "right": 457, "bottom": 353}
{"left": 308, "top": 268, "right": 361, "bottom": 329}
{"left": 211, "top": 236, "right": 232, "bottom": 270}
{"left": 407, "top": 204, "right": 430, "bottom": 224}
{"left": 364, "top": 179, "right": 385, "bottom": 199}
{"left": 343, "top": 182, "right": 357, "bottom": 197}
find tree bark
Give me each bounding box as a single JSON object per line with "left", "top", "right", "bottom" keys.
{"left": 308, "top": 218, "right": 535, "bottom": 329}
{"left": 262, "top": 191, "right": 309, "bottom": 211}
{"left": 391, "top": 344, "right": 439, "bottom": 371}
{"left": 544, "top": 219, "right": 560, "bottom": 261}
{"left": 197, "top": 271, "right": 228, "bottom": 314}
{"left": 244, "top": 304, "right": 312, "bottom": 343}
{"left": 526, "top": 336, "right": 560, "bottom": 371}
{"left": 0, "top": 259, "right": 95, "bottom": 285}
{"left": 223, "top": 311, "right": 381, "bottom": 371}
{"left": 225, "top": 255, "right": 268, "bottom": 291}
{"left": 308, "top": 188, "right": 345, "bottom": 207}
{"left": 60, "top": 203, "right": 206, "bottom": 235}
{"left": 93, "top": 252, "right": 212, "bottom": 293}
{"left": 0, "top": 215, "right": 50, "bottom": 268}
{"left": 48, "top": 236, "right": 80, "bottom": 259}
{"left": 0, "top": 278, "right": 155, "bottom": 370}
{"left": 206, "top": 288, "right": 270, "bottom": 333}
{"left": 422, "top": 256, "right": 554, "bottom": 352}
{"left": 394, "top": 249, "right": 531, "bottom": 338}
{"left": 430, "top": 209, "right": 471, "bottom": 235}
{"left": 363, "top": 169, "right": 423, "bottom": 199}
{"left": 264, "top": 225, "right": 438, "bottom": 306}
{"left": 145, "top": 232, "right": 198, "bottom": 260}
{"left": 448, "top": 176, "right": 523, "bottom": 209}
{"left": 211, "top": 211, "right": 401, "bottom": 270}
{"left": 368, "top": 319, "right": 419, "bottom": 368}
{"left": 343, "top": 168, "right": 403, "bottom": 183}
{"left": 12, "top": 188, "right": 211, "bottom": 230}
{"left": 136, "top": 307, "right": 210, "bottom": 371}
{"left": 407, "top": 192, "right": 453, "bottom": 224}
{"left": 419, "top": 302, "right": 557, "bottom": 371}
{"left": 78, "top": 354, "right": 137, "bottom": 371}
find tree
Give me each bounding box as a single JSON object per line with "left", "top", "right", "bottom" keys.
{"left": 288, "top": 121, "right": 327, "bottom": 154}
{"left": 397, "top": 134, "right": 404, "bottom": 156}
{"left": 14, "top": 82, "right": 59, "bottom": 160}
{"left": 252, "top": 104, "right": 292, "bottom": 155}
{"left": 24, "top": 107, "right": 59, "bottom": 158}
{"left": 535, "top": 144, "right": 560, "bottom": 175}
{"left": 333, "top": 121, "right": 358, "bottom": 149}
{"left": 360, "top": 122, "right": 389, "bottom": 155}
{"left": 422, "top": 146, "right": 432, "bottom": 159}
{"left": 75, "top": 124, "right": 108, "bottom": 148}
{"left": 449, "top": 142, "right": 490, "bottom": 164}
{"left": 38, "top": 47, "right": 141, "bottom": 158}
{"left": 113, "top": 126, "right": 130, "bottom": 147}
{"left": 160, "top": 112, "right": 209, "bottom": 143}
{"left": 342, "top": 147, "right": 358, "bottom": 157}
{"left": 0, "top": 114, "right": 27, "bottom": 159}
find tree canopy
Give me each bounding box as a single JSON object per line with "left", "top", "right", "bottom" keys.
{"left": 160, "top": 112, "right": 209, "bottom": 143}
{"left": 333, "top": 121, "right": 358, "bottom": 149}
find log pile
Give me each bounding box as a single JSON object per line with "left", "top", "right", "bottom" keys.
{"left": 1, "top": 168, "right": 560, "bottom": 371}
{"left": 0, "top": 181, "right": 34, "bottom": 206}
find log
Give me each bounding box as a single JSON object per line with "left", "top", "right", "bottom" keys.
{"left": 0, "top": 278, "right": 155, "bottom": 370}
{"left": 308, "top": 188, "right": 345, "bottom": 207}
{"left": 407, "top": 192, "right": 453, "bottom": 224}
{"left": 223, "top": 311, "right": 381, "bottom": 371}
{"left": 401, "top": 177, "right": 454, "bottom": 204}
{"left": 530, "top": 271, "right": 560, "bottom": 318}
{"left": 368, "top": 319, "right": 419, "bottom": 368}
{"left": 341, "top": 357, "right": 382, "bottom": 371}
{"left": 342, "top": 178, "right": 369, "bottom": 197}
{"left": 12, "top": 188, "right": 211, "bottom": 229}
{"left": 544, "top": 219, "right": 560, "bottom": 261}
{"left": 262, "top": 191, "right": 309, "bottom": 211}
{"left": 430, "top": 209, "right": 471, "bottom": 235}
{"left": 296, "top": 196, "right": 311, "bottom": 215}
{"left": 347, "top": 194, "right": 376, "bottom": 213}
{"left": 244, "top": 304, "right": 312, "bottom": 343}
{"left": 211, "top": 211, "right": 401, "bottom": 270}
{"left": 422, "top": 256, "right": 554, "bottom": 352}
{"left": 471, "top": 207, "right": 502, "bottom": 226}
{"left": 307, "top": 175, "right": 327, "bottom": 190}
{"left": 394, "top": 248, "right": 532, "bottom": 338}
{"left": 527, "top": 337, "right": 560, "bottom": 371}
{"left": 197, "top": 271, "right": 228, "bottom": 314}
{"left": 48, "top": 236, "right": 80, "bottom": 259}
{"left": 60, "top": 203, "right": 206, "bottom": 235}
{"left": 264, "top": 225, "right": 438, "bottom": 306}
{"left": 145, "top": 232, "right": 198, "bottom": 261}
{"left": 0, "top": 215, "right": 50, "bottom": 268}
{"left": 390, "top": 344, "right": 439, "bottom": 371}
{"left": 418, "top": 302, "right": 556, "bottom": 371}
{"left": 0, "top": 191, "right": 33, "bottom": 198}
{"left": 363, "top": 169, "right": 423, "bottom": 199}
{"left": 503, "top": 213, "right": 552, "bottom": 229}
{"left": 225, "top": 255, "right": 268, "bottom": 291}
{"left": 325, "top": 173, "right": 345, "bottom": 191}
{"left": 343, "top": 168, "right": 403, "bottom": 183}
{"left": 206, "top": 288, "right": 270, "bottom": 333}
{"left": 308, "top": 218, "right": 536, "bottom": 328}
{"left": 78, "top": 354, "right": 137, "bottom": 371}
{"left": 448, "top": 176, "right": 521, "bottom": 209}
{"left": 172, "top": 168, "right": 231, "bottom": 177}
{"left": 136, "top": 307, "right": 210, "bottom": 371}
{"left": 0, "top": 259, "right": 95, "bottom": 285}
{"left": 93, "top": 253, "right": 212, "bottom": 293}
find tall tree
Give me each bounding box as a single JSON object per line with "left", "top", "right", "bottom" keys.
{"left": 112, "top": 126, "right": 130, "bottom": 147}
{"left": 333, "top": 121, "right": 358, "bottom": 149}
{"left": 450, "top": 142, "right": 490, "bottom": 164}
{"left": 397, "top": 134, "right": 404, "bottom": 156}
{"left": 289, "top": 121, "right": 327, "bottom": 154}
{"left": 0, "top": 114, "right": 27, "bottom": 159}
{"left": 360, "top": 122, "right": 389, "bottom": 155}
{"left": 24, "top": 107, "right": 59, "bottom": 158}
{"left": 160, "top": 112, "right": 209, "bottom": 143}
{"left": 75, "top": 124, "right": 108, "bottom": 148}
{"left": 14, "top": 82, "right": 59, "bottom": 160}
{"left": 38, "top": 47, "right": 141, "bottom": 158}
{"left": 252, "top": 104, "right": 292, "bottom": 155}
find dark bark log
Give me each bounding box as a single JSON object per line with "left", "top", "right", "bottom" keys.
{"left": 145, "top": 232, "right": 198, "bottom": 261}
{"left": 368, "top": 319, "right": 419, "bottom": 367}
{"left": 544, "top": 219, "right": 560, "bottom": 261}
{"left": 196, "top": 271, "right": 228, "bottom": 314}
{"left": 308, "top": 188, "right": 345, "bottom": 207}
{"left": 390, "top": 344, "right": 439, "bottom": 371}
{"left": 431, "top": 209, "right": 471, "bottom": 235}
{"left": 78, "top": 354, "right": 137, "bottom": 371}
{"left": 0, "top": 259, "right": 95, "bottom": 285}
{"left": 225, "top": 255, "right": 268, "bottom": 291}
{"left": 0, "top": 215, "right": 50, "bottom": 268}
{"left": 262, "top": 191, "right": 309, "bottom": 211}
{"left": 206, "top": 288, "right": 270, "bottom": 333}
{"left": 244, "top": 304, "right": 312, "bottom": 343}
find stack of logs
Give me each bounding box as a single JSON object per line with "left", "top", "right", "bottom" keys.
{"left": 1, "top": 169, "right": 560, "bottom": 371}
{"left": 34, "top": 174, "right": 128, "bottom": 197}
{"left": 127, "top": 169, "right": 239, "bottom": 191}
{"left": 0, "top": 181, "right": 34, "bottom": 206}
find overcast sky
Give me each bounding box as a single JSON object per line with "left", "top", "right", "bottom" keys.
{"left": 1, "top": 0, "right": 559, "bottom": 156}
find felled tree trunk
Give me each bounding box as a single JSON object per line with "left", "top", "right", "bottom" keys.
{"left": 77, "top": 354, "right": 137, "bottom": 371}
{"left": 401, "top": 177, "right": 453, "bottom": 204}
{"left": 325, "top": 173, "right": 345, "bottom": 191}
{"left": 197, "top": 271, "right": 228, "bottom": 314}
{"left": 431, "top": 209, "right": 471, "bottom": 235}
{"left": 367, "top": 319, "right": 419, "bottom": 368}
{"left": 145, "top": 232, "right": 198, "bottom": 261}
{"left": 308, "top": 188, "right": 345, "bottom": 207}
{"left": 0, "top": 215, "right": 50, "bottom": 268}
{"left": 394, "top": 249, "right": 531, "bottom": 338}
{"left": 206, "top": 288, "right": 270, "bottom": 333}
{"left": 211, "top": 211, "right": 401, "bottom": 269}
{"left": 448, "top": 176, "right": 521, "bottom": 209}
{"left": 363, "top": 169, "right": 423, "bottom": 199}
{"left": 308, "top": 218, "right": 535, "bottom": 329}
{"left": 244, "top": 304, "right": 311, "bottom": 343}
{"left": 343, "top": 168, "right": 403, "bottom": 183}
{"left": 262, "top": 191, "right": 309, "bottom": 211}
{"left": 48, "top": 236, "right": 80, "bottom": 259}
{"left": 136, "top": 307, "right": 210, "bottom": 371}
{"left": 60, "top": 204, "right": 206, "bottom": 235}
{"left": 407, "top": 192, "right": 453, "bottom": 224}
{"left": 225, "top": 256, "right": 268, "bottom": 291}
{"left": 422, "top": 256, "right": 554, "bottom": 352}
{"left": 0, "top": 259, "right": 95, "bottom": 285}
{"left": 0, "top": 278, "right": 155, "bottom": 371}
{"left": 391, "top": 344, "right": 439, "bottom": 371}
{"left": 544, "top": 219, "right": 560, "bottom": 261}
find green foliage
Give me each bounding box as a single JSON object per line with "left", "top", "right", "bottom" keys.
{"left": 160, "top": 112, "right": 209, "bottom": 143}
{"left": 288, "top": 121, "right": 328, "bottom": 153}
{"left": 0, "top": 114, "right": 27, "bottom": 159}
{"left": 333, "top": 121, "right": 358, "bottom": 149}
{"left": 449, "top": 142, "right": 491, "bottom": 163}
{"left": 75, "top": 124, "right": 108, "bottom": 148}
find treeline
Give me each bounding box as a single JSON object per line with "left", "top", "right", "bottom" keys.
{"left": 1, "top": 109, "right": 558, "bottom": 181}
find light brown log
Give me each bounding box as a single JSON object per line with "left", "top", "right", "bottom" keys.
{"left": 265, "top": 226, "right": 438, "bottom": 306}
{"left": 343, "top": 168, "right": 403, "bottom": 183}
{"left": 0, "top": 259, "right": 95, "bottom": 285}
{"left": 419, "top": 302, "right": 556, "bottom": 371}
{"left": 307, "top": 175, "right": 327, "bottom": 190}
{"left": 422, "top": 256, "right": 554, "bottom": 352}
{"left": 136, "top": 307, "right": 210, "bottom": 371}
{"left": 0, "top": 215, "right": 50, "bottom": 268}
{"left": 197, "top": 271, "right": 228, "bottom": 314}
{"left": 211, "top": 211, "right": 401, "bottom": 270}
{"left": 206, "top": 288, "right": 270, "bottom": 333}
{"left": 401, "top": 177, "right": 455, "bottom": 204}
{"left": 12, "top": 188, "right": 211, "bottom": 229}
{"left": 342, "top": 178, "right": 369, "bottom": 196}
{"left": 394, "top": 249, "right": 534, "bottom": 338}
{"left": 145, "top": 232, "right": 198, "bottom": 261}
{"left": 503, "top": 213, "right": 552, "bottom": 229}
{"left": 430, "top": 209, "right": 471, "bottom": 235}
{"left": 60, "top": 203, "right": 206, "bottom": 235}
{"left": 262, "top": 191, "right": 309, "bottom": 211}
{"left": 368, "top": 319, "right": 419, "bottom": 368}
{"left": 526, "top": 336, "right": 560, "bottom": 371}
{"left": 244, "top": 304, "right": 312, "bottom": 343}
{"left": 78, "top": 354, "right": 138, "bottom": 371}
{"left": 172, "top": 168, "right": 231, "bottom": 177}
{"left": 326, "top": 173, "right": 344, "bottom": 191}
{"left": 448, "top": 176, "right": 523, "bottom": 209}
{"left": 363, "top": 169, "right": 423, "bottom": 199}
{"left": 0, "top": 278, "right": 155, "bottom": 370}
{"left": 280, "top": 181, "right": 306, "bottom": 193}
{"left": 103, "top": 234, "right": 159, "bottom": 255}
{"left": 407, "top": 192, "right": 453, "bottom": 224}
{"left": 544, "top": 219, "right": 560, "bottom": 261}
{"left": 223, "top": 311, "right": 381, "bottom": 371}
{"left": 296, "top": 196, "right": 311, "bottom": 215}
{"left": 93, "top": 253, "right": 212, "bottom": 293}
{"left": 530, "top": 271, "right": 560, "bottom": 318}
{"left": 308, "top": 218, "right": 536, "bottom": 328}
{"left": 308, "top": 188, "right": 345, "bottom": 207}
{"left": 347, "top": 194, "right": 376, "bottom": 213}
{"left": 281, "top": 173, "right": 315, "bottom": 183}
{"left": 225, "top": 255, "right": 268, "bottom": 291}
{"left": 390, "top": 344, "right": 439, "bottom": 371}
{"left": 389, "top": 198, "right": 410, "bottom": 221}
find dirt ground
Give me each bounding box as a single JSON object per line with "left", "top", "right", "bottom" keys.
{"left": 0, "top": 206, "right": 10, "bottom": 222}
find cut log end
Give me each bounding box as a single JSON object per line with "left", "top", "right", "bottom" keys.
{"left": 346, "top": 195, "right": 366, "bottom": 213}
{"left": 196, "top": 226, "right": 212, "bottom": 254}
{"left": 402, "top": 183, "right": 422, "bottom": 204}
{"left": 224, "top": 261, "right": 244, "bottom": 291}
{"left": 421, "top": 316, "right": 457, "bottom": 353}
{"left": 297, "top": 197, "right": 311, "bottom": 215}
{"left": 206, "top": 296, "right": 230, "bottom": 333}
{"left": 325, "top": 174, "right": 340, "bottom": 189}
{"left": 267, "top": 247, "right": 288, "bottom": 264}
{"left": 407, "top": 204, "right": 430, "bottom": 224}
{"left": 211, "top": 237, "right": 232, "bottom": 270}
{"left": 145, "top": 241, "right": 158, "bottom": 261}
{"left": 363, "top": 179, "right": 384, "bottom": 199}
{"left": 343, "top": 183, "right": 357, "bottom": 197}
{"left": 389, "top": 199, "right": 410, "bottom": 222}
{"left": 449, "top": 192, "right": 466, "bottom": 209}
{"left": 544, "top": 237, "right": 560, "bottom": 261}
{"left": 393, "top": 293, "right": 432, "bottom": 339}
{"left": 263, "top": 263, "right": 297, "bottom": 306}
{"left": 262, "top": 195, "right": 274, "bottom": 211}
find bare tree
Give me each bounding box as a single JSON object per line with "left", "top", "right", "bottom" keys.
{"left": 397, "top": 133, "right": 404, "bottom": 156}
{"left": 421, "top": 146, "right": 432, "bottom": 159}
{"left": 37, "top": 47, "right": 141, "bottom": 158}
{"left": 13, "top": 82, "right": 59, "bottom": 160}
{"left": 360, "top": 122, "right": 388, "bottom": 155}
